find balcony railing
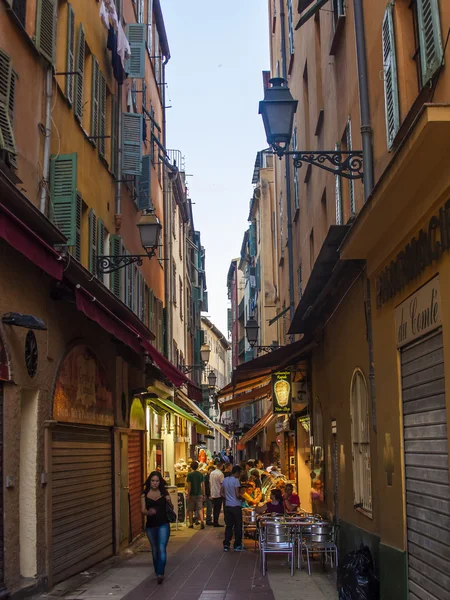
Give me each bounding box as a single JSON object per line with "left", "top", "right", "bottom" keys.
{"left": 167, "top": 149, "right": 185, "bottom": 172}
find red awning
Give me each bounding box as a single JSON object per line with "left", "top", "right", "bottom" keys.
{"left": 141, "top": 338, "right": 188, "bottom": 388}
{"left": 0, "top": 202, "right": 63, "bottom": 281}
{"left": 187, "top": 381, "right": 203, "bottom": 403}
{"left": 75, "top": 287, "right": 142, "bottom": 353}
{"left": 236, "top": 409, "right": 276, "bottom": 450}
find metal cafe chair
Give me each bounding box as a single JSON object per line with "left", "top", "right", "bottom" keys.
{"left": 259, "top": 520, "right": 296, "bottom": 576}
{"left": 300, "top": 523, "right": 338, "bottom": 575}
{"left": 242, "top": 509, "right": 258, "bottom": 549}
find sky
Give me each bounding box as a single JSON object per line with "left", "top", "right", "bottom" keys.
{"left": 161, "top": 1, "right": 270, "bottom": 337}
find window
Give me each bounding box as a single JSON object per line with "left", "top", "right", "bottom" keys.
{"left": 312, "top": 397, "right": 324, "bottom": 500}
{"left": 11, "top": 0, "right": 27, "bottom": 29}
{"left": 0, "top": 49, "right": 17, "bottom": 165}
{"left": 74, "top": 25, "right": 86, "bottom": 123}
{"left": 179, "top": 217, "right": 182, "bottom": 259}
{"left": 332, "top": 0, "right": 345, "bottom": 30}
{"left": 137, "top": 0, "right": 144, "bottom": 23}
{"left": 382, "top": 4, "right": 400, "bottom": 150}
{"left": 179, "top": 277, "right": 183, "bottom": 320}
{"left": 147, "top": 0, "right": 153, "bottom": 53}
{"left": 297, "top": 264, "right": 303, "bottom": 301}
{"left": 350, "top": 369, "right": 372, "bottom": 516}
{"left": 309, "top": 228, "right": 314, "bottom": 271}
{"left": 303, "top": 63, "right": 310, "bottom": 148}
{"left": 287, "top": 0, "right": 295, "bottom": 55}
{"left": 172, "top": 261, "right": 177, "bottom": 306}
{"left": 293, "top": 126, "right": 299, "bottom": 212}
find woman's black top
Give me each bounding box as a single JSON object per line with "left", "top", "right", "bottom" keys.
{"left": 144, "top": 495, "right": 169, "bottom": 528}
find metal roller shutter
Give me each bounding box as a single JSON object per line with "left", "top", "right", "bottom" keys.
{"left": 128, "top": 431, "right": 144, "bottom": 540}
{"left": 0, "top": 385, "right": 6, "bottom": 598}
{"left": 401, "top": 331, "right": 450, "bottom": 600}
{"left": 51, "top": 427, "right": 113, "bottom": 584}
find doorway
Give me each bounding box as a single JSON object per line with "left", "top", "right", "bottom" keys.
{"left": 119, "top": 434, "right": 129, "bottom": 548}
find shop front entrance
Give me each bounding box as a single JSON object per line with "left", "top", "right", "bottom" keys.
{"left": 401, "top": 330, "right": 450, "bottom": 598}
{"left": 0, "top": 384, "right": 6, "bottom": 598}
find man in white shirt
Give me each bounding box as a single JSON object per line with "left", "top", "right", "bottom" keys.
{"left": 209, "top": 462, "right": 225, "bottom": 527}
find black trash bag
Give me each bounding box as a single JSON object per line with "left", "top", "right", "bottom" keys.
{"left": 338, "top": 545, "right": 379, "bottom": 600}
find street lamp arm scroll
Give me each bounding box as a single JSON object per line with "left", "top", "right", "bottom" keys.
{"left": 290, "top": 150, "right": 364, "bottom": 180}
{"left": 97, "top": 253, "right": 156, "bottom": 275}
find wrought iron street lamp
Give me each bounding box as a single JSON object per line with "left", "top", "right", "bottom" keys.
{"left": 97, "top": 210, "right": 163, "bottom": 274}
{"left": 259, "top": 78, "right": 363, "bottom": 180}
{"left": 207, "top": 370, "right": 217, "bottom": 389}
{"left": 181, "top": 343, "right": 211, "bottom": 374}
{"left": 245, "top": 315, "right": 280, "bottom": 353}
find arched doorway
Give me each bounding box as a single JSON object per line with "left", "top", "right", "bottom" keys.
{"left": 50, "top": 345, "right": 114, "bottom": 585}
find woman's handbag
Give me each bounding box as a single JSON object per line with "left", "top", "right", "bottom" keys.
{"left": 165, "top": 499, "right": 177, "bottom": 523}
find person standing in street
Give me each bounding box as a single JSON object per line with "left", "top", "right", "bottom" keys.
{"left": 210, "top": 461, "right": 225, "bottom": 527}
{"left": 186, "top": 461, "right": 205, "bottom": 529}
{"left": 223, "top": 463, "right": 232, "bottom": 478}
{"left": 141, "top": 471, "right": 174, "bottom": 584}
{"left": 221, "top": 465, "right": 244, "bottom": 552}
{"left": 204, "top": 465, "right": 215, "bottom": 526}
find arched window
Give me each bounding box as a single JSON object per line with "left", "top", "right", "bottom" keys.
{"left": 350, "top": 369, "right": 372, "bottom": 516}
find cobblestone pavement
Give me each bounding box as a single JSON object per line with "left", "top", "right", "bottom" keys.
{"left": 31, "top": 524, "right": 338, "bottom": 600}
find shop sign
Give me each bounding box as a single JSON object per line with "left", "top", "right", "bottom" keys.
{"left": 272, "top": 371, "right": 292, "bottom": 414}
{"left": 130, "top": 397, "right": 146, "bottom": 430}
{"left": 395, "top": 276, "right": 441, "bottom": 348}
{"left": 376, "top": 199, "right": 450, "bottom": 308}
{"left": 53, "top": 345, "right": 113, "bottom": 426}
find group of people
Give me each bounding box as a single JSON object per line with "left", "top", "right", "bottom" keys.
{"left": 140, "top": 457, "right": 301, "bottom": 582}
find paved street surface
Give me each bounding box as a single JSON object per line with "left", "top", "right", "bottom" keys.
{"left": 33, "top": 525, "right": 337, "bottom": 600}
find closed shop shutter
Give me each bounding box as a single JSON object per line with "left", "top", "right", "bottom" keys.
{"left": 51, "top": 426, "right": 113, "bottom": 584}
{"left": 401, "top": 331, "right": 450, "bottom": 599}
{"left": 128, "top": 431, "right": 144, "bottom": 540}
{"left": 0, "top": 384, "right": 6, "bottom": 597}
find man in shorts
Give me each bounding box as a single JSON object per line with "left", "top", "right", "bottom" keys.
{"left": 186, "top": 461, "right": 205, "bottom": 529}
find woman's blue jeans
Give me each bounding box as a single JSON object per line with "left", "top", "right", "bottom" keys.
{"left": 146, "top": 523, "right": 170, "bottom": 575}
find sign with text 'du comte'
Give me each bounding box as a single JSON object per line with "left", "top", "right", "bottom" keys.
{"left": 395, "top": 276, "right": 441, "bottom": 348}
{"left": 272, "top": 371, "right": 292, "bottom": 414}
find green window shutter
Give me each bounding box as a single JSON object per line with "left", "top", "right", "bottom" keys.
{"left": 126, "top": 24, "right": 146, "bottom": 79}
{"left": 157, "top": 299, "right": 163, "bottom": 352}
{"left": 382, "top": 5, "right": 400, "bottom": 150}
{"left": 49, "top": 153, "right": 78, "bottom": 246}
{"left": 137, "top": 154, "right": 152, "bottom": 210}
{"left": 91, "top": 57, "right": 100, "bottom": 146}
{"left": 75, "top": 192, "right": 82, "bottom": 261}
{"left": 98, "top": 73, "right": 107, "bottom": 158}
{"left": 417, "top": 0, "right": 443, "bottom": 86}
{"left": 36, "top": 0, "right": 57, "bottom": 64}
{"left": 110, "top": 94, "right": 117, "bottom": 175}
{"left": 88, "top": 208, "right": 97, "bottom": 275}
{"left": 122, "top": 112, "right": 143, "bottom": 175}
{"left": 149, "top": 289, "right": 155, "bottom": 333}
{"left": 66, "top": 4, "right": 75, "bottom": 105}
{"left": 0, "top": 50, "right": 16, "bottom": 156}
{"left": 249, "top": 223, "right": 256, "bottom": 257}
{"left": 97, "top": 218, "right": 105, "bottom": 282}
{"left": 110, "top": 234, "right": 122, "bottom": 297}
{"left": 74, "top": 25, "right": 85, "bottom": 122}
{"left": 256, "top": 257, "right": 261, "bottom": 291}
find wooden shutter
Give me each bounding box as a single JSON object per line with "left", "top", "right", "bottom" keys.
{"left": 66, "top": 4, "right": 75, "bottom": 105}
{"left": 110, "top": 94, "right": 117, "bottom": 176}
{"left": 287, "top": 0, "right": 294, "bottom": 55}
{"left": 126, "top": 24, "right": 146, "bottom": 79}
{"left": 154, "top": 28, "right": 160, "bottom": 86}
{"left": 417, "top": 0, "right": 443, "bottom": 86}
{"left": 75, "top": 192, "right": 82, "bottom": 261}
{"left": 97, "top": 219, "right": 105, "bottom": 282}
{"left": 137, "top": 154, "right": 152, "bottom": 210}
{"left": 50, "top": 154, "right": 78, "bottom": 246}
{"left": 149, "top": 289, "right": 155, "bottom": 334}
{"left": 139, "top": 272, "right": 145, "bottom": 321}
{"left": 147, "top": 0, "right": 153, "bottom": 52}
{"left": 88, "top": 208, "right": 97, "bottom": 275}
{"left": 382, "top": 4, "right": 400, "bottom": 150}
{"left": 110, "top": 235, "right": 122, "bottom": 297}
{"left": 91, "top": 58, "right": 100, "bottom": 146}
{"left": 99, "top": 73, "right": 107, "bottom": 158}
{"left": 249, "top": 222, "right": 256, "bottom": 257}
{"left": 0, "top": 50, "right": 16, "bottom": 156}
{"left": 157, "top": 299, "right": 163, "bottom": 352}
{"left": 74, "top": 25, "right": 85, "bottom": 122}
{"left": 36, "top": 0, "right": 57, "bottom": 64}
{"left": 122, "top": 113, "right": 143, "bottom": 175}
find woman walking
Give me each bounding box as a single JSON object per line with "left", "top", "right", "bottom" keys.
{"left": 141, "top": 471, "right": 174, "bottom": 584}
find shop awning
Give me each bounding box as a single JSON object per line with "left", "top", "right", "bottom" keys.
{"left": 141, "top": 338, "right": 188, "bottom": 388}
{"left": 176, "top": 390, "right": 233, "bottom": 441}
{"left": 236, "top": 409, "right": 276, "bottom": 450}
{"left": 187, "top": 381, "right": 203, "bottom": 403}
{"left": 75, "top": 287, "right": 142, "bottom": 353}
{"left": 219, "top": 381, "right": 272, "bottom": 413}
{"left": 0, "top": 201, "right": 64, "bottom": 281}
{"left": 151, "top": 397, "right": 209, "bottom": 434}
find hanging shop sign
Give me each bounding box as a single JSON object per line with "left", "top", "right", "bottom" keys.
{"left": 130, "top": 397, "right": 146, "bottom": 430}
{"left": 53, "top": 345, "right": 113, "bottom": 426}
{"left": 395, "top": 276, "right": 441, "bottom": 348}
{"left": 272, "top": 371, "right": 292, "bottom": 415}
{"left": 376, "top": 199, "right": 450, "bottom": 308}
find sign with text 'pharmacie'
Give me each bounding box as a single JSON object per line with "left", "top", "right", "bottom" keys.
{"left": 272, "top": 371, "right": 292, "bottom": 414}
{"left": 395, "top": 276, "right": 441, "bottom": 348}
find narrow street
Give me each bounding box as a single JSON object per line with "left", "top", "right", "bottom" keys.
{"left": 34, "top": 527, "right": 337, "bottom": 600}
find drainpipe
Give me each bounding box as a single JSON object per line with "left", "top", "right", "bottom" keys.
{"left": 353, "top": 0, "right": 374, "bottom": 201}
{"left": 40, "top": 67, "right": 53, "bottom": 214}
{"left": 115, "top": 0, "right": 124, "bottom": 217}
{"left": 279, "top": 0, "right": 295, "bottom": 341}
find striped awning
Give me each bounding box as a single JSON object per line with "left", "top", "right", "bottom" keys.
{"left": 236, "top": 410, "right": 276, "bottom": 450}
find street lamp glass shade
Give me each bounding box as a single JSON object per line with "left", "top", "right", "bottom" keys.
{"left": 208, "top": 370, "right": 217, "bottom": 388}
{"left": 245, "top": 315, "right": 259, "bottom": 348}
{"left": 259, "top": 78, "right": 298, "bottom": 151}
{"left": 137, "top": 212, "right": 162, "bottom": 252}
{"left": 200, "top": 343, "right": 211, "bottom": 363}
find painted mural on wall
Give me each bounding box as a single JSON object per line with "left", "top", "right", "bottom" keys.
{"left": 53, "top": 345, "right": 113, "bottom": 425}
